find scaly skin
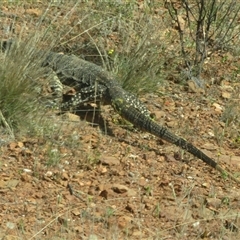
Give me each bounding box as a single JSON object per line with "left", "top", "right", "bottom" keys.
{"left": 42, "top": 51, "right": 240, "bottom": 185}
{"left": 110, "top": 86, "right": 240, "bottom": 184}
{"left": 1, "top": 39, "right": 238, "bottom": 183}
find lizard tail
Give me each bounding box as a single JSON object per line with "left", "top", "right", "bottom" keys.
{"left": 112, "top": 97, "right": 240, "bottom": 184}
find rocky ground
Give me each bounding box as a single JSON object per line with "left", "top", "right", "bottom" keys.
{"left": 0, "top": 2, "right": 240, "bottom": 240}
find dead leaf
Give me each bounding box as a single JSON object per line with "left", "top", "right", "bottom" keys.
{"left": 25, "top": 9, "right": 42, "bottom": 17}
{"left": 212, "top": 103, "right": 223, "bottom": 112}
{"left": 222, "top": 91, "right": 231, "bottom": 99}
{"left": 177, "top": 15, "right": 185, "bottom": 30}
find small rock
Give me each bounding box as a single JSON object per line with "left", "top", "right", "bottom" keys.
{"left": 61, "top": 172, "right": 69, "bottom": 180}
{"left": 222, "top": 91, "right": 231, "bottom": 99}
{"left": 117, "top": 215, "right": 133, "bottom": 229}
{"left": 219, "top": 155, "right": 240, "bottom": 168}
{"left": 100, "top": 155, "right": 120, "bottom": 166}
{"left": 62, "top": 113, "right": 80, "bottom": 122}
{"left": 212, "top": 103, "right": 223, "bottom": 112}
{"left": 112, "top": 184, "right": 137, "bottom": 196}
{"left": 45, "top": 171, "right": 53, "bottom": 177}
{"left": 202, "top": 143, "right": 218, "bottom": 150}
{"left": 187, "top": 79, "right": 205, "bottom": 94}
{"left": 99, "top": 189, "right": 108, "bottom": 199}
{"left": 21, "top": 173, "right": 31, "bottom": 182}
{"left": 154, "top": 110, "right": 166, "bottom": 120}
{"left": 202, "top": 182, "right": 210, "bottom": 188}
{"left": 166, "top": 120, "right": 177, "bottom": 128}
{"left": 71, "top": 209, "right": 81, "bottom": 216}
{"left": 88, "top": 234, "right": 98, "bottom": 240}
{"left": 125, "top": 203, "right": 135, "bottom": 213}
{"left": 206, "top": 198, "right": 222, "bottom": 209}
{"left": 6, "top": 179, "right": 19, "bottom": 188}
{"left": 6, "top": 222, "right": 15, "bottom": 229}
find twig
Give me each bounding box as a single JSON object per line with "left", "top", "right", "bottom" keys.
{"left": 0, "top": 110, "right": 15, "bottom": 139}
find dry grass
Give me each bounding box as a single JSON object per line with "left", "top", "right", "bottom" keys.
{"left": 0, "top": 39, "right": 44, "bottom": 136}
{"left": 0, "top": 1, "right": 240, "bottom": 240}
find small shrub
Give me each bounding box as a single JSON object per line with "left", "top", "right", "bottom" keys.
{"left": 166, "top": 0, "right": 240, "bottom": 79}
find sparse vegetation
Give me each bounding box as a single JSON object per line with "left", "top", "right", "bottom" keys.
{"left": 0, "top": 40, "right": 43, "bottom": 135}
{"left": 0, "top": 1, "right": 240, "bottom": 239}
{"left": 166, "top": 0, "right": 240, "bottom": 80}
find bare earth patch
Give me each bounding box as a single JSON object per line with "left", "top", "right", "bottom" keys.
{"left": 1, "top": 82, "right": 240, "bottom": 239}
{"left": 0, "top": 2, "right": 240, "bottom": 239}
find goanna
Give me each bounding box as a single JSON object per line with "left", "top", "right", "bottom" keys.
{"left": 1, "top": 39, "right": 238, "bottom": 183}
{"left": 41, "top": 51, "right": 240, "bottom": 184}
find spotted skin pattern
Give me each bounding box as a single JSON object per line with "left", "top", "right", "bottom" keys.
{"left": 43, "top": 52, "right": 151, "bottom": 116}
{"left": 1, "top": 39, "right": 238, "bottom": 183}
{"left": 43, "top": 51, "right": 239, "bottom": 184}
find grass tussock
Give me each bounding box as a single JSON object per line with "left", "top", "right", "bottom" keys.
{"left": 41, "top": 1, "right": 166, "bottom": 95}
{"left": 77, "top": 1, "right": 166, "bottom": 95}
{"left": 0, "top": 2, "right": 240, "bottom": 240}
{"left": 0, "top": 38, "right": 48, "bottom": 137}
{"left": 0, "top": 1, "right": 166, "bottom": 138}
